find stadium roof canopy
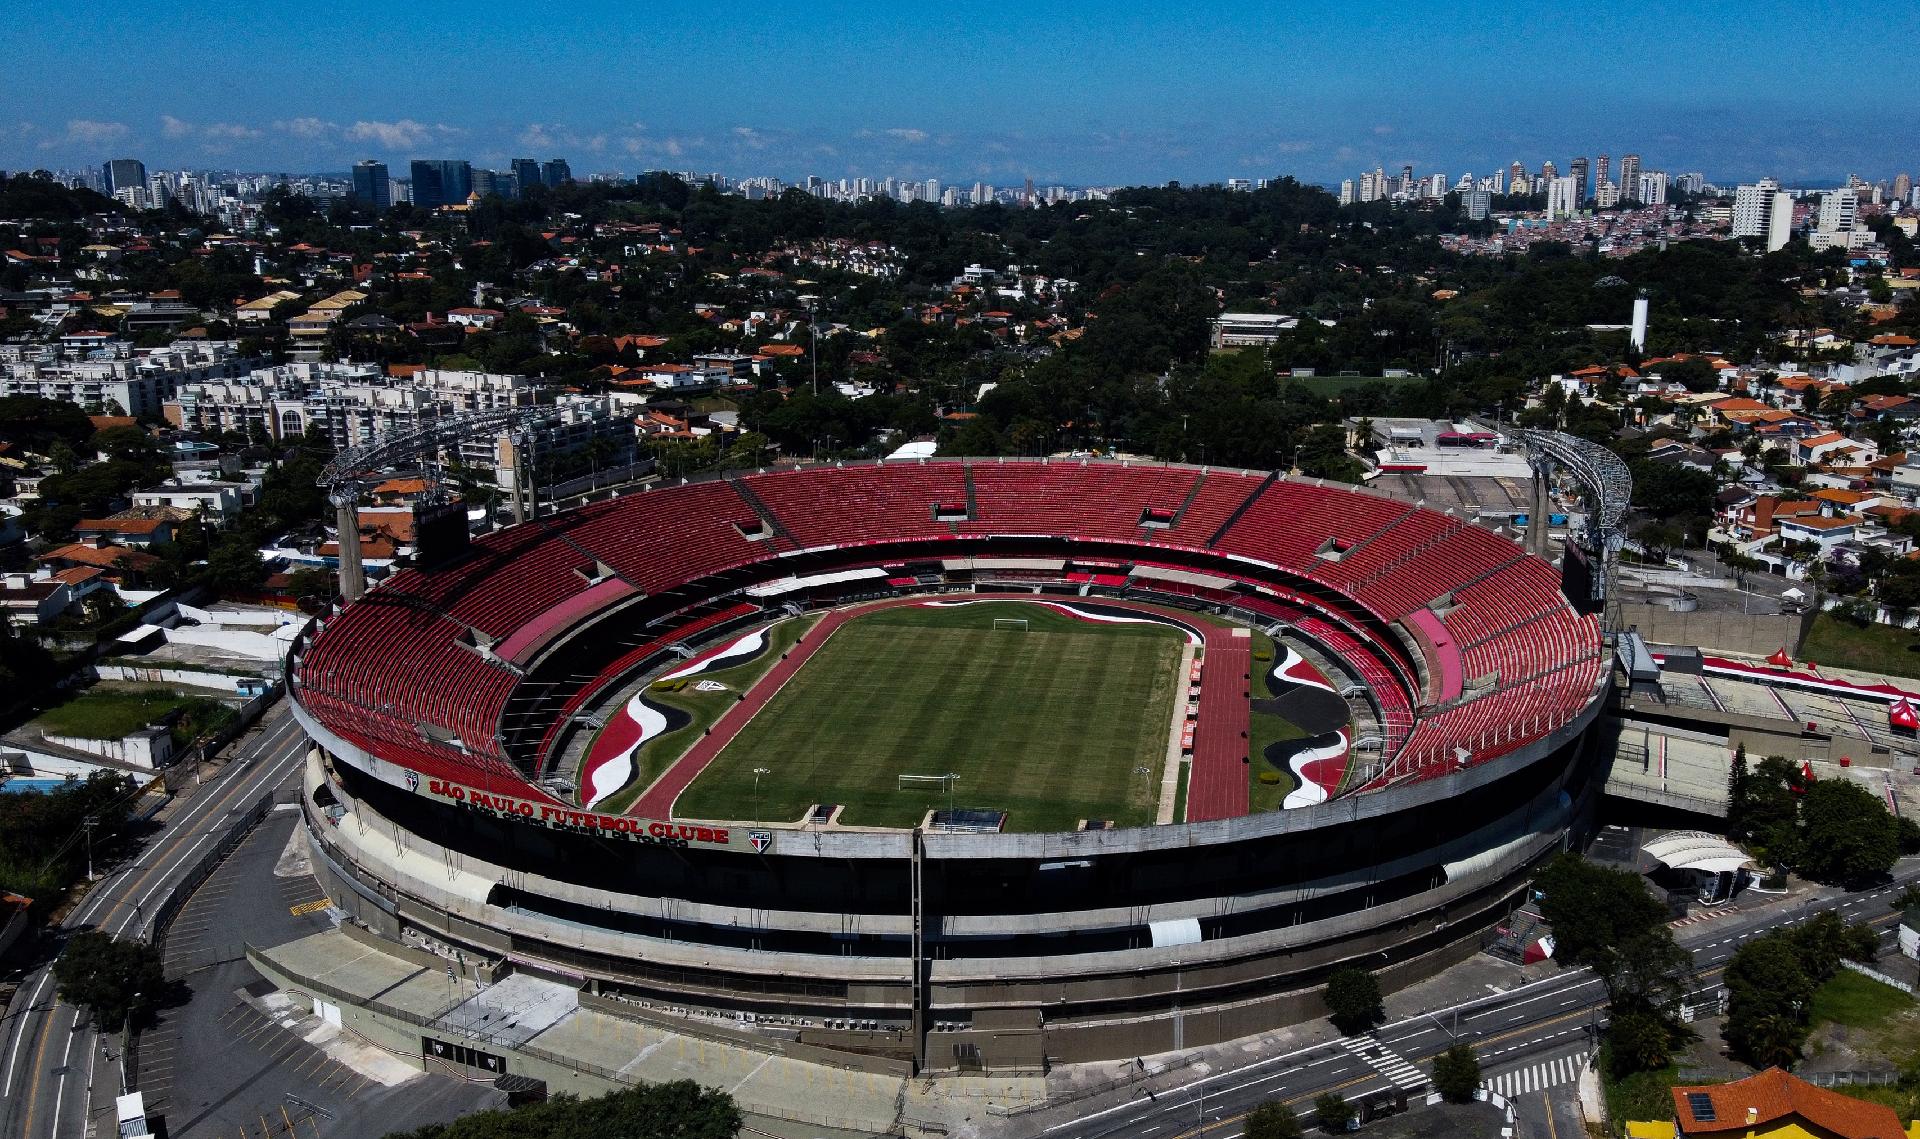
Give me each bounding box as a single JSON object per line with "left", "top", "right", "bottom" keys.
{"left": 1641, "top": 831, "right": 1752, "bottom": 874}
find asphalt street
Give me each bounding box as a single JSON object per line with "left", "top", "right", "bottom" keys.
{"left": 1025, "top": 866, "right": 1919, "bottom": 1139}
{"left": 0, "top": 700, "right": 313, "bottom": 1139}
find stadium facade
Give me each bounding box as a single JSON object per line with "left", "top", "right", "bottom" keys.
{"left": 289, "top": 459, "right": 1611, "bottom": 1071}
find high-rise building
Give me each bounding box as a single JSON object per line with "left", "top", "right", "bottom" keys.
{"left": 1817, "top": 187, "right": 1858, "bottom": 234}
{"left": 1766, "top": 192, "right": 1794, "bottom": 252}
{"left": 1635, "top": 171, "right": 1668, "bottom": 207}
{"left": 1569, "top": 157, "right": 1590, "bottom": 207}
{"left": 1463, "top": 189, "right": 1492, "bottom": 221}
{"left": 103, "top": 158, "right": 146, "bottom": 195}
{"left": 540, "top": 159, "right": 571, "bottom": 188}
{"left": 1595, "top": 180, "right": 1621, "bottom": 209}
{"left": 1895, "top": 172, "right": 1914, "bottom": 202}
{"left": 1339, "top": 179, "right": 1355, "bottom": 206}
{"left": 1618, "top": 154, "right": 1642, "bottom": 202}
{"left": 409, "top": 160, "right": 472, "bottom": 209}
{"left": 351, "top": 160, "right": 391, "bottom": 210}
{"left": 511, "top": 158, "right": 543, "bottom": 192}
{"left": 1676, "top": 172, "right": 1705, "bottom": 196}
{"left": 1594, "top": 154, "right": 1609, "bottom": 192}
{"left": 472, "top": 169, "right": 519, "bottom": 200}
{"left": 1732, "top": 178, "right": 1781, "bottom": 238}
{"left": 1546, "top": 176, "right": 1580, "bottom": 220}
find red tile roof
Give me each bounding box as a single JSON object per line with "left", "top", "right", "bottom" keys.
{"left": 1672, "top": 1068, "right": 1905, "bottom": 1138}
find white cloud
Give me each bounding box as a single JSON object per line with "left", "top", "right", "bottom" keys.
{"left": 345, "top": 119, "right": 435, "bottom": 149}
{"left": 885, "top": 128, "right": 929, "bottom": 144}
{"left": 520, "top": 122, "right": 606, "bottom": 153}
{"left": 161, "top": 115, "right": 193, "bottom": 139}
{"left": 732, "top": 125, "right": 769, "bottom": 149}
{"left": 64, "top": 119, "right": 129, "bottom": 145}
{"left": 275, "top": 117, "right": 337, "bottom": 139}
{"left": 203, "top": 122, "right": 262, "bottom": 140}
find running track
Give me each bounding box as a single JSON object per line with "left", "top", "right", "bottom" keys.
{"left": 628, "top": 594, "right": 1252, "bottom": 823}
{"left": 1185, "top": 626, "right": 1253, "bottom": 822}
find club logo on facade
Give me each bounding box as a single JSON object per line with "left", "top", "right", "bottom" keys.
{"left": 749, "top": 829, "right": 773, "bottom": 853}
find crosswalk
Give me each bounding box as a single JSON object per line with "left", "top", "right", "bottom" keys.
{"left": 1483, "top": 1050, "right": 1590, "bottom": 1098}
{"left": 1340, "top": 1035, "right": 1428, "bottom": 1092}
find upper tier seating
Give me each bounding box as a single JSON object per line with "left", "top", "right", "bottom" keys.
{"left": 746, "top": 463, "right": 964, "bottom": 549}
{"left": 962, "top": 462, "right": 1204, "bottom": 541}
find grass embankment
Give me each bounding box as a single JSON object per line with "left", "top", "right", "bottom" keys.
{"left": 1247, "top": 629, "right": 1319, "bottom": 813}
{"left": 1798, "top": 613, "right": 1920, "bottom": 680}
{"left": 677, "top": 601, "right": 1183, "bottom": 831}
{"left": 589, "top": 615, "right": 820, "bottom": 817}
{"left": 34, "top": 686, "right": 234, "bottom": 745}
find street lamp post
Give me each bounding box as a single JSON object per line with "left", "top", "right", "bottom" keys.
{"left": 752, "top": 767, "right": 771, "bottom": 829}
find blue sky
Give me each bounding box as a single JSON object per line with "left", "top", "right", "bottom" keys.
{"left": 4, "top": 1, "right": 1916, "bottom": 187}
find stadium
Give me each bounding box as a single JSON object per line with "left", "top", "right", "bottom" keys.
{"left": 287, "top": 455, "right": 1614, "bottom": 1072}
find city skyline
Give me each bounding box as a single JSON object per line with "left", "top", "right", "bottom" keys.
{"left": 5, "top": 1, "right": 1919, "bottom": 186}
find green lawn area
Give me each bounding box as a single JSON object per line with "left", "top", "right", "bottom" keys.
{"left": 34, "top": 687, "right": 207, "bottom": 741}
{"left": 1601, "top": 1057, "right": 1679, "bottom": 1127}
{"left": 676, "top": 601, "right": 1184, "bottom": 831}
{"left": 1811, "top": 968, "right": 1914, "bottom": 1031}
{"left": 1799, "top": 613, "right": 1920, "bottom": 680}
{"left": 1246, "top": 630, "right": 1337, "bottom": 813}
{"left": 588, "top": 614, "right": 820, "bottom": 816}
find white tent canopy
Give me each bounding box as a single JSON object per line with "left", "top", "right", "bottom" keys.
{"left": 1642, "top": 830, "right": 1753, "bottom": 875}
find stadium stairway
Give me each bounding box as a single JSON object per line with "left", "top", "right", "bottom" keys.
{"left": 727, "top": 473, "right": 799, "bottom": 547}
{"left": 1206, "top": 469, "right": 1278, "bottom": 546}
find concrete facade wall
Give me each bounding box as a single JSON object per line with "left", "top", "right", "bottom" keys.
{"left": 1619, "top": 607, "right": 1810, "bottom": 657}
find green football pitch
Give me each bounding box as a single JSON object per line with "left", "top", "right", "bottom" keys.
{"left": 673, "top": 602, "right": 1186, "bottom": 831}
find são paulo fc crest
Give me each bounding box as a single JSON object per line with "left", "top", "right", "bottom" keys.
{"left": 405, "top": 770, "right": 419, "bottom": 793}
{"left": 748, "top": 830, "right": 773, "bottom": 853}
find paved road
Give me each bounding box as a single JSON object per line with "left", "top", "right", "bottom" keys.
{"left": 0, "top": 701, "right": 313, "bottom": 1139}
{"left": 1027, "top": 868, "right": 1919, "bottom": 1139}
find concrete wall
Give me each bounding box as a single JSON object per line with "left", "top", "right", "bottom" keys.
{"left": 1618, "top": 607, "right": 1809, "bottom": 657}
{"left": 43, "top": 728, "right": 171, "bottom": 768}
{"left": 96, "top": 664, "right": 257, "bottom": 693}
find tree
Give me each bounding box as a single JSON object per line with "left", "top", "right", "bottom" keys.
{"left": 1533, "top": 854, "right": 1670, "bottom": 971}
{"left": 1730, "top": 755, "right": 1803, "bottom": 867}
{"left": 1323, "top": 967, "right": 1383, "bottom": 1035}
{"left": 386, "top": 1079, "right": 740, "bottom": 1139}
{"left": 1797, "top": 778, "right": 1899, "bottom": 887}
{"left": 1432, "top": 1043, "right": 1482, "bottom": 1103}
{"left": 52, "top": 932, "right": 164, "bottom": 1031}
{"left": 1660, "top": 357, "right": 1720, "bottom": 393}
{"left": 206, "top": 533, "right": 269, "bottom": 590}
{"left": 1607, "top": 1009, "right": 1675, "bottom": 1076}
{"left": 1723, "top": 934, "right": 1814, "bottom": 1068}
{"left": 1313, "top": 1093, "right": 1355, "bottom": 1133}
{"left": 1246, "top": 1099, "right": 1304, "bottom": 1139}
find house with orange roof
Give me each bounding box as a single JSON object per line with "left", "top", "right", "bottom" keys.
{"left": 36, "top": 541, "right": 161, "bottom": 580}
{"left": 73, "top": 516, "right": 173, "bottom": 548}
{"left": 1627, "top": 1066, "right": 1915, "bottom": 1139}
{"left": 1796, "top": 431, "right": 1877, "bottom": 467}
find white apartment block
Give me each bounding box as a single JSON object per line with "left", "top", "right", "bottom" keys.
{"left": 1732, "top": 178, "right": 1781, "bottom": 237}
{"left": 0, "top": 340, "right": 256, "bottom": 418}
{"left": 1545, "top": 176, "right": 1580, "bottom": 220}
{"left": 165, "top": 364, "right": 539, "bottom": 452}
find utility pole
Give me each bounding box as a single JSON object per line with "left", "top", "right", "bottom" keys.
{"left": 82, "top": 814, "right": 98, "bottom": 881}
{"left": 752, "top": 767, "right": 770, "bottom": 828}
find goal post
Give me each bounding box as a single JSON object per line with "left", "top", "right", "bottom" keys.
{"left": 991, "top": 618, "right": 1030, "bottom": 632}
{"left": 898, "top": 771, "right": 961, "bottom": 814}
